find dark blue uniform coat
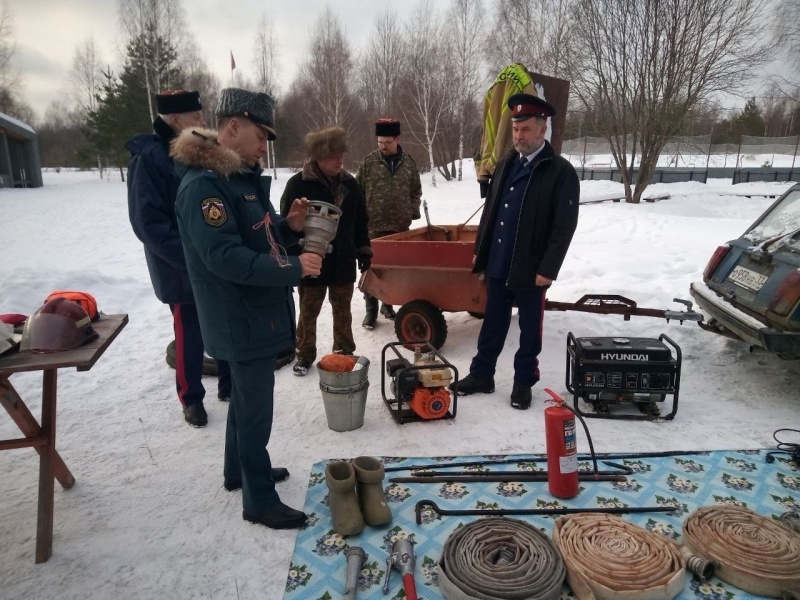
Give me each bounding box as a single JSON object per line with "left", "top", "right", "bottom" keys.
{"left": 126, "top": 117, "right": 194, "bottom": 304}
{"left": 173, "top": 131, "right": 303, "bottom": 362}
{"left": 172, "top": 127, "right": 304, "bottom": 515}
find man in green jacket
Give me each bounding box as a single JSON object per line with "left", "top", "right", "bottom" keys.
{"left": 172, "top": 88, "right": 322, "bottom": 530}
{"left": 356, "top": 118, "right": 422, "bottom": 329}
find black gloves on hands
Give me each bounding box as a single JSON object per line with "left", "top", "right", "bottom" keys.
{"left": 358, "top": 255, "right": 372, "bottom": 273}
{"left": 479, "top": 181, "right": 489, "bottom": 199}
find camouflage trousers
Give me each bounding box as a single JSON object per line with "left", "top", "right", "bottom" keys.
{"left": 296, "top": 283, "right": 356, "bottom": 363}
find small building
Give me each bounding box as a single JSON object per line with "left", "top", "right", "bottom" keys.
{"left": 0, "top": 112, "right": 43, "bottom": 188}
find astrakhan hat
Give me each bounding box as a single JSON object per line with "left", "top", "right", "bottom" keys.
{"left": 216, "top": 88, "right": 277, "bottom": 140}
{"left": 155, "top": 90, "right": 202, "bottom": 114}
{"left": 375, "top": 118, "right": 401, "bottom": 137}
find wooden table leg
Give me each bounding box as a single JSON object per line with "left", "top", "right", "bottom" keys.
{"left": 0, "top": 377, "right": 74, "bottom": 488}
{"left": 35, "top": 369, "right": 57, "bottom": 564}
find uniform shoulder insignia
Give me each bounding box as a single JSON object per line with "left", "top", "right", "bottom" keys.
{"left": 201, "top": 197, "right": 227, "bottom": 226}
{"left": 202, "top": 169, "right": 218, "bottom": 179}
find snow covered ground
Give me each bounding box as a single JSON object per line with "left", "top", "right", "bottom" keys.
{"left": 1, "top": 164, "right": 798, "bottom": 599}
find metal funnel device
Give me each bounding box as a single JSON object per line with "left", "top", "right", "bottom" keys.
{"left": 300, "top": 200, "right": 342, "bottom": 258}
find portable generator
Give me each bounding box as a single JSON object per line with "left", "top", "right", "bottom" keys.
{"left": 381, "top": 341, "right": 458, "bottom": 424}
{"left": 566, "top": 332, "right": 681, "bottom": 420}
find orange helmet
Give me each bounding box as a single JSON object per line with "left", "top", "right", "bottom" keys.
{"left": 21, "top": 298, "right": 98, "bottom": 354}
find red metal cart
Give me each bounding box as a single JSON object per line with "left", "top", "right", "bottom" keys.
{"left": 359, "top": 225, "right": 702, "bottom": 349}
{"left": 358, "top": 224, "right": 484, "bottom": 349}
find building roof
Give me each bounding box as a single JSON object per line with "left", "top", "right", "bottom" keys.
{"left": 0, "top": 111, "right": 36, "bottom": 140}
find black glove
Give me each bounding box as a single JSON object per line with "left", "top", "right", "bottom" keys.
{"left": 358, "top": 255, "right": 372, "bottom": 272}
{"left": 479, "top": 181, "right": 489, "bottom": 199}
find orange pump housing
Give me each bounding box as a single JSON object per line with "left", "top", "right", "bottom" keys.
{"left": 408, "top": 387, "right": 450, "bottom": 420}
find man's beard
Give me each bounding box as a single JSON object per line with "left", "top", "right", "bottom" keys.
{"left": 514, "top": 140, "right": 541, "bottom": 155}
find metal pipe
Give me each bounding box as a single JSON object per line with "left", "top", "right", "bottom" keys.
{"left": 414, "top": 499, "right": 677, "bottom": 525}
{"left": 410, "top": 461, "right": 632, "bottom": 478}
{"left": 344, "top": 546, "right": 366, "bottom": 600}
{"left": 391, "top": 473, "right": 627, "bottom": 484}
{"left": 384, "top": 450, "right": 711, "bottom": 473}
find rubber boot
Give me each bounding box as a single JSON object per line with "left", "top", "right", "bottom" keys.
{"left": 352, "top": 456, "right": 392, "bottom": 527}
{"left": 362, "top": 294, "right": 378, "bottom": 329}
{"left": 325, "top": 461, "right": 365, "bottom": 536}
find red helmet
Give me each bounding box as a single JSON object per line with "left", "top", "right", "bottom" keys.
{"left": 21, "top": 298, "right": 98, "bottom": 354}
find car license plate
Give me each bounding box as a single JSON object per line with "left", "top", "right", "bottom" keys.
{"left": 727, "top": 266, "right": 768, "bottom": 291}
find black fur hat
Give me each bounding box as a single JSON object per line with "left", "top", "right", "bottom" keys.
{"left": 216, "top": 88, "right": 277, "bottom": 140}
{"left": 155, "top": 90, "right": 202, "bottom": 114}
{"left": 375, "top": 118, "right": 401, "bottom": 137}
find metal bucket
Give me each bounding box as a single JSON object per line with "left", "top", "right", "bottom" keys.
{"left": 318, "top": 356, "right": 370, "bottom": 432}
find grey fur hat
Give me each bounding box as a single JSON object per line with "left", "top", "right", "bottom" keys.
{"left": 216, "top": 88, "right": 277, "bottom": 140}
{"left": 306, "top": 126, "right": 348, "bottom": 161}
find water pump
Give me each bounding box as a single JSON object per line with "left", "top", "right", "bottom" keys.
{"left": 380, "top": 341, "right": 458, "bottom": 424}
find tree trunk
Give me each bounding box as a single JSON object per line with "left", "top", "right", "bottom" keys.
{"left": 427, "top": 139, "right": 437, "bottom": 187}
{"left": 457, "top": 122, "right": 464, "bottom": 182}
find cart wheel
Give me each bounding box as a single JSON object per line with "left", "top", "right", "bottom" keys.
{"left": 166, "top": 340, "right": 218, "bottom": 376}
{"left": 395, "top": 300, "right": 448, "bottom": 349}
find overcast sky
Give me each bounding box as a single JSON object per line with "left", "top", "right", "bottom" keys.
{"left": 11, "top": 0, "right": 416, "bottom": 120}
{"left": 10, "top": 0, "right": 780, "bottom": 123}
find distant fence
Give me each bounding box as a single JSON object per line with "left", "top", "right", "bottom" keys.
{"left": 732, "top": 168, "right": 800, "bottom": 184}
{"left": 575, "top": 167, "right": 708, "bottom": 184}
{"left": 563, "top": 134, "right": 800, "bottom": 170}
{"left": 573, "top": 166, "right": 799, "bottom": 184}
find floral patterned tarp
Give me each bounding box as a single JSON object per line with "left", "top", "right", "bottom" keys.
{"left": 283, "top": 449, "right": 800, "bottom": 600}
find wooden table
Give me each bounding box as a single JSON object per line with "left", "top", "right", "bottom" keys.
{"left": 0, "top": 314, "right": 128, "bottom": 563}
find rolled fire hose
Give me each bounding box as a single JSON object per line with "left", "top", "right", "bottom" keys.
{"left": 552, "top": 513, "right": 685, "bottom": 600}
{"left": 437, "top": 517, "right": 565, "bottom": 600}
{"left": 682, "top": 505, "right": 800, "bottom": 598}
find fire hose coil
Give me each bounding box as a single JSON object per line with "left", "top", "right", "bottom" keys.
{"left": 552, "top": 513, "right": 685, "bottom": 600}
{"left": 437, "top": 517, "right": 565, "bottom": 600}
{"left": 682, "top": 505, "right": 800, "bottom": 598}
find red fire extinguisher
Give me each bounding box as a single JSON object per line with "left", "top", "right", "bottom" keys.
{"left": 544, "top": 389, "right": 579, "bottom": 499}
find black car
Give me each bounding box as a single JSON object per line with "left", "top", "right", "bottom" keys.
{"left": 690, "top": 183, "right": 800, "bottom": 357}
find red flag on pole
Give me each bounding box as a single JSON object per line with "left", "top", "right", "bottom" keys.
{"left": 230, "top": 50, "right": 236, "bottom": 71}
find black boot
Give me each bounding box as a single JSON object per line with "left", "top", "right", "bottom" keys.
{"left": 362, "top": 294, "right": 378, "bottom": 329}
{"left": 379, "top": 304, "right": 396, "bottom": 320}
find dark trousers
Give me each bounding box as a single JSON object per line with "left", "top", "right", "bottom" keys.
{"left": 169, "top": 303, "right": 231, "bottom": 407}
{"left": 224, "top": 355, "right": 280, "bottom": 513}
{"left": 296, "top": 283, "right": 355, "bottom": 362}
{"left": 469, "top": 277, "right": 546, "bottom": 387}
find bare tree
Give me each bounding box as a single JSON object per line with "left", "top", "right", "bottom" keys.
{"left": 486, "top": 0, "right": 574, "bottom": 77}
{"left": 296, "top": 7, "right": 356, "bottom": 131}
{"left": 253, "top": 13, "right": 278, "bottom": 96}
{"left": 38, "top": 100, "right": 87, "bottom": 168}
{"left": 68, "top": 37, "right": 102, "bottom": 113}
{"left": 401, "top": 0, "right": 448, "bottom": 187}
{"left": 358, "top": 9, "right": 404, "bottom": 116}
{"left": 118, "top": 0, "right": 189, "bottom": 121}
{"left": 568, "top": 0, "right": 774, "bottom": 203}
{"left": 772, "top": 0, "right": 800, "bottom": 104}
{"left": 0, "top": 0, "right": 25, "bottom": 117}
{"left": 181, "top": 39, "right": 221, "bottom": 125}
{"left": 447, "top": 0, "right": 484, "bottom": 180}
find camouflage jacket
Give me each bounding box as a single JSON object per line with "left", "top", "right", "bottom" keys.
{"left": 356, "top": 148, "right": 422, "bottom": 238}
